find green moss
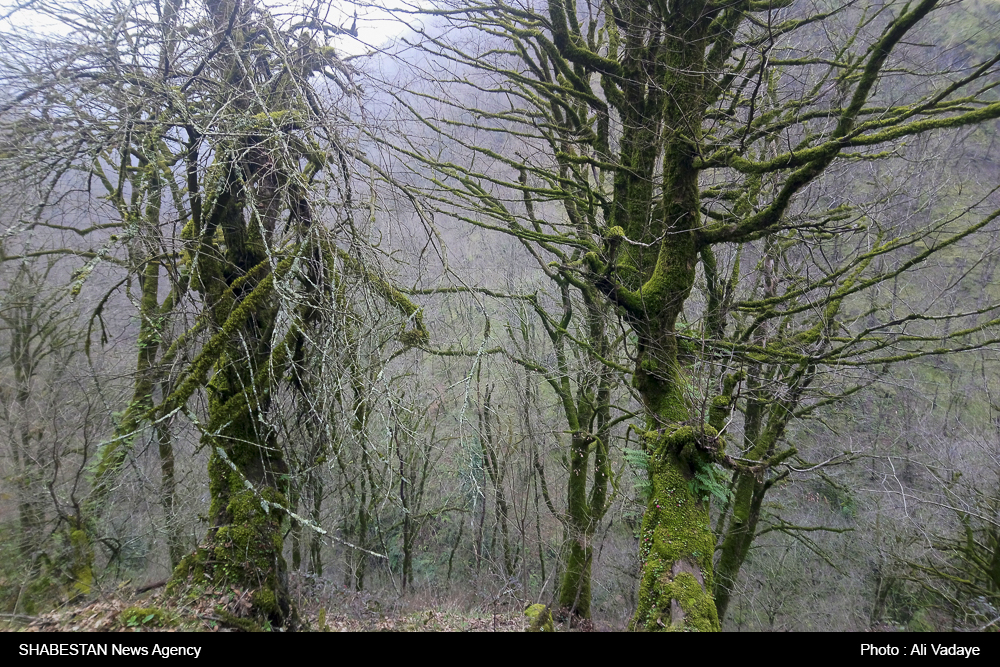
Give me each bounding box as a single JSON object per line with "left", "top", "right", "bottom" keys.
{"left": 251, "top": 588, "right": 278, "bottom": 615}
{"left": 68, "top": 529, "right": 93, "bottom": 598}
{"left": 167, "top": 552, "right": 198, "bottom": 594}
{"left": 631, "top": 429, "right": 720, "bottom": 631}
{"left": 169, "top": 434, "right": 290, "bottom": 627}
{"left": 656, "top": 425, "right": 695, "bottom": 452}
{"left": 525, "top": 604, "right": 554, "bottom": 632}
{"left": 584, "top": 251, "right": 604, "bottom": 273}
{"left": 399, "top": 324, "right": 429, "bottom": 346}
{"left": 558, "top": 535, "right": 593, "bottom": 617}
{"left": 663, "top": 572, "right": 718, "bottom": 631}
{"left": 317, "top": 607, "right": 329, "bottom": 631}
{"left": 245, "top": 110, "right": 300, "bottom": 131}
{"left": 214, "top": 605, "right": 265, "bottom": 632}
{"left": 118, "top": 606, "right": 175, "bottom": 629}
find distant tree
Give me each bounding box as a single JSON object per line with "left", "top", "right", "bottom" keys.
{"left": 381, "top": 0, "right": 1000, "bottom": 629}
{"left": 897, "top": 357, "right": 1000, "bottom": 631}
{"left": 403, "top": 231, "right": 629, "bottom": 619}
{"left": 911, "top": 476, "right": 1000, "bottom": 630}
{"left": 0, "top": 258, "right": 94, "bottom": 605}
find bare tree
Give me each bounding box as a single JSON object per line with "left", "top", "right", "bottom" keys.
{"left": 0, "top": 0, "right": 427, "bottom": 626}
{"left": 0, "top": 257, "right": 100, "bottom": 606}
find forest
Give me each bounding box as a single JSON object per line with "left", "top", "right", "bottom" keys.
{"left": 0, "top": 0, "right": 999, "bottom": 632}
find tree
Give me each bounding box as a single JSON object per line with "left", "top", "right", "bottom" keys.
{"left": 401, "top": 233, "right": 629, "bottom": 618}
{"left": 0, "top": 261, "right": 75, "bottom": 559}
{"left": 379, "top": 0, "right": 1000, "bottom": 629}
{"left": 0, "top": 257, "right": 100, "bottom": 607}
{"left": 1, "top": 0, "right": 427, "bottom": 627}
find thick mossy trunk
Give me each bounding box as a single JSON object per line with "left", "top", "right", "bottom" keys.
{"left": 169, "top": 133, "right": 292, "bottom": 625}
{"left": 624, "top": 231, "right": 720, "bottom": 631}
{"left": 205, "top": 432, "right": 289, "bottom": 625}
{"left": 170, "top": 373, "right": 292, "bottom": 627}
{"left": 625, "top": 212, "right": 714, "bottom": 630}
{"left": 169, "top": 242, "right": 290, "bottom": 623}
{"left": 631, "top": 427, "right": 720, "bottom": 631}
{"left": 619, "top": 8, "right": 718, "bottom": 626}
{"left": 558, "top": 532, "right": 592, "bottom": 618}
{"left": 624, "top": 203, "right": 716, "bottom": 630}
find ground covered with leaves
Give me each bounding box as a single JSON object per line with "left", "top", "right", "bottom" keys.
{"left": 1, "top": 580, "right": 553, "bottom": 632}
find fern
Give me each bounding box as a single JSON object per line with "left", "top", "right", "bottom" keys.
{"left": 623, "top": 447, "right": 649, "bottom": 470}
{"left": 624, "top": 448, "right": 652, "bottom": 502}
{"left": 689, "top": 464, "right": 731, "bottom": 504}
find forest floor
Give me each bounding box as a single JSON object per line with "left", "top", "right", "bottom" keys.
{"left": 1, "top": 580, "right": 561, "bottom": 632}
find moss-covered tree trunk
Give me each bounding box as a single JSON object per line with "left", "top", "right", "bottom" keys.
{"left": 631, "top": 429, "right": 719, "bottom": 631}
{"left": 617, "top": 2, "right": 721, "bottom": 630}
{"left": 169, "top": 152, "right": 294, "bottom": 625}
{"left": 167, "top": 25, "right": 295, "bottom": 620}
{"left": 628, "top": 313, "right": 722, "bottom": 631}
{"left": 200, "top": 351, "right": 291, "bottom": 625}
{"left": 558, "top": 433, "right": 597, "bottom": 616}
{"left": 167, "top": 0, "right": 307, "bottom": 627}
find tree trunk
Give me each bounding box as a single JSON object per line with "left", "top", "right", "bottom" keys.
{"left": 308, "top": 472, "right": 323, "bottom": 577}
{"left": 202, "top": 388, "right": 291, "bottom": 624}
{"left": 558, "top": 433, "right": 595, "bottom": 618}
{"left": 156, "top": 419, "right": 184, "bottom": 570}
{"left": 168, "top": 143, "right": 293, "bottom": 626}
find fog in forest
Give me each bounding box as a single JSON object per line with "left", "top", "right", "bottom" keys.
{"left": 1, "top": 0, "right": 999, "bottom": 633}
